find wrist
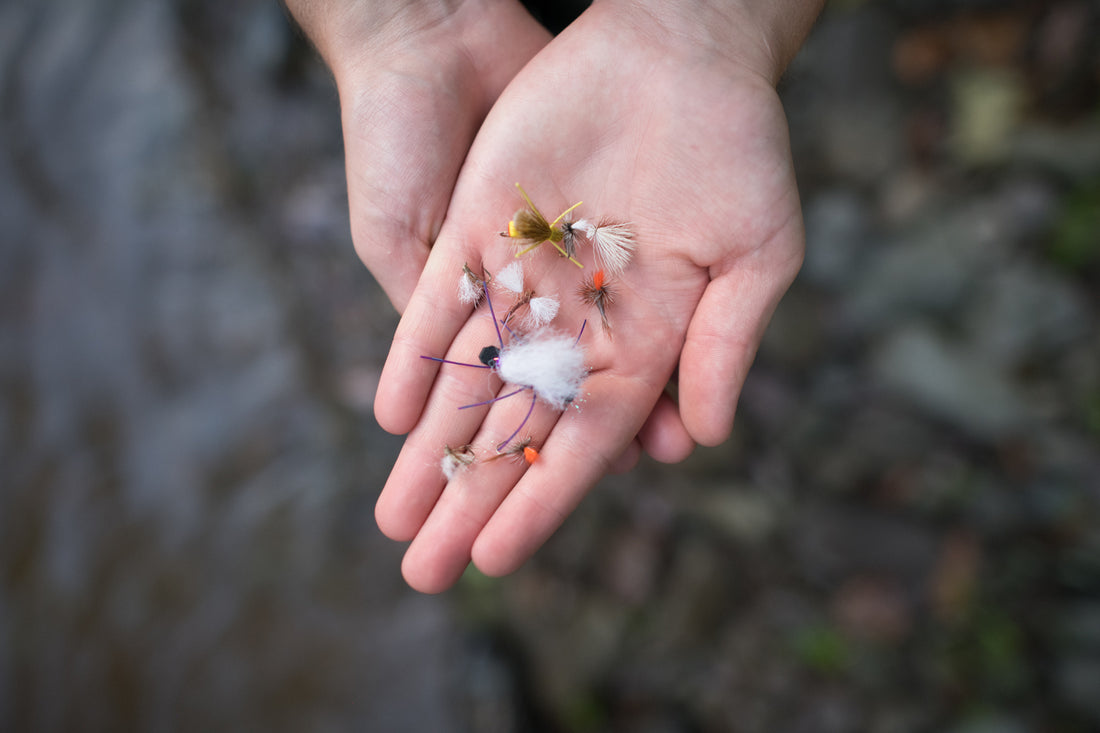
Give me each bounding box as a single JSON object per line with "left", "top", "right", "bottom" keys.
{"left": 285, "top": 0, "right": 543, "bottom": 98}
{"left": 285, "top": 1, "right": 462, "bottom": 77}
{"left": 591, "top": 0, "right": 824, "bottom": 84}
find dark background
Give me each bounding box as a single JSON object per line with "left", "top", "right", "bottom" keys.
{"left": 2, "top": 0, "right": 1099, "bottom": 731}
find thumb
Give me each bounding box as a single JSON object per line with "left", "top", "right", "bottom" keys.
{"left": 678, "top": 242, "right": 803, "bottom": 446}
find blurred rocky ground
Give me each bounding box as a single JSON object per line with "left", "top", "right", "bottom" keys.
{"left": 1, "top": 0, "right": 1098, "bottom": 732}
{"left": 1, "top": 1, "right": 455, "bottom": 730}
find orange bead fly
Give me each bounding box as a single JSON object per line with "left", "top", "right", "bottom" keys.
{"left": 502, "top": 183, "right": 584, "bottom": 268}
{"left": 577, "top": 268, "right": 616, "bottom": 336}
{"left": 486, "top": 437, "right": 539, "bottom": 465}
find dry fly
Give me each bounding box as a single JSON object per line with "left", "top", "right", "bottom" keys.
{"left": 500, "top": 289, "right": 534, "bottom": 327}
{"left": 458, "top": 263, "right": 488, "bottom": 306}
{"left": 502, "top": 183, "right": 584, "bottom": 268}
{"left": 486, "top": 436, "right": 539, "bottom": 465}
{"left": 422, "top": 272, "right": 588, "bottom": 451}
{"left": 494, "top": 261, "right": 559, "bottom": 329}
{"left": 559, "top": 220, "right": 584, "bottom": 261}
{"left": 578, "top": 268, "right": 616, "bottom": 335}
{"left": 441, "top": 443, "right": 477, "bottom": 479}
{"left": 571, "top": 218, "right": 635, "bottom": 274}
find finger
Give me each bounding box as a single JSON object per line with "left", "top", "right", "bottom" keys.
{"left": 374, "top": 303, "right": 510, "bottom": 540}
{"left": 637, "top": 391, "right": 695, "bottom": 463}
{"left": 469, "top": 370, "right": 659, "bottom": 578}
{"left": 375, "top": 179, "right": 609, "bottom": 540}
{"left": 678, "top": 241, "right": 802, "bottom": 446}
{"left": 373, "top": 252, "right": 478, "bottom": 435}
{"left": 372, "top": 206, "right": 510, "bottom": 436}
{"left": 400, "top": 389, "right": 565, "bottom": 593}
{"left": 608, "top": 438, "right": 642, "bottom": 474}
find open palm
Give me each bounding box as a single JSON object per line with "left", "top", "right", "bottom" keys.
{"left": 373, "top": 4, "right": 806, "bottom": 593}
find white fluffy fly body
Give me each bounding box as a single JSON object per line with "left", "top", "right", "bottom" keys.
{"left": 494, "top": 261, "right": 525, "bottom": 294}
{"left": 441, "top": 452, "right": 462, "bottom": 480}
{"left": 572, "top": 218, "right": 636, "bottom": 274}
{"left": 458, "top": 265, "right": 486, "bottom": 305}
{"left": 525, "top": 296, "right": 559, "bottom": 328}
{"left": 458, "top": 271, "right": 482, "bottom": 304}
{"left": 492, "top": 260, "right": 562, "bottom": 330}
{"left": 441, "top": 444, "right": 475, "bottom": 480}
{"left": 497, "top": 330, "right": 588, "bottom": 410}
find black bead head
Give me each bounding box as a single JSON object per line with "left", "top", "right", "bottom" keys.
{"left": 478, "top": 345, "right": 501, "bottom": 368}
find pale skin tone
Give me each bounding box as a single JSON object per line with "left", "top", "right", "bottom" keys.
{"left": 285, "top": 0, "right": 824, "bottom": 592}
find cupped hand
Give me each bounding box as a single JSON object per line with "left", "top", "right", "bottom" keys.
{"left": 373, "top": 2, "right": 807, "bottom": 592}
{"left": 287, "top": 0, "right": 551, "bottom": 311}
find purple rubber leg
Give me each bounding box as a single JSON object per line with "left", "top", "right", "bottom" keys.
{"left": 483, "top": 281, "right": 505, "bottom": 348}
{"left": 496, "top": 391, "right": 538, "bottom": 452}
{"left": 457, "top": 386, "right": 527, "bottom": 410}
{"left": 421, "top": 355, "right": 490, "bottom": 369}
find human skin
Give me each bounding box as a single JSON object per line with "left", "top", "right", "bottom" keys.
{"left": 286, "top": 0, "right": 824, "bottom": 593}
{"left": 284, "top": 0, "right": 552, "bottom": 310}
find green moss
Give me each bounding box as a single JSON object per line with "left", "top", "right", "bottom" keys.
{"left": 790, "top": 624, "right": 851, "bottom": 676}
{"left": 1085, "top": 390, "right": 1100, "bottom": 439}
{"left": 1049, "top": 180, "right": 1100, "bottom": 272}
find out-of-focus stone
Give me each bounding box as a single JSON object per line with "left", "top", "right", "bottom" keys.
{"left": 692, "top": 484, "right": 782, "bottom": 546}
{"left": 949, "top": 68, "right": 1026, "bottom": 166}
{"left": 928, "top": 530, "right": 983, "bottom": 624}
{"left": 791, "top": 506, "right": 940, "bottom": 587}
{"left": 831, "top": 575, "right": 914, "bottom": 644}
{"left": 1055, "top": 656, "right": 1100, "bottom": 725}
{"left": 964, "top": 261, "right": 1091, "bottom": 368}
{"left": 1011, "top": 123, "right": 1100, "bottom": 182}
{"left": 802, "top": 190, "right": 873, "bottom": 290}
{"left": 0, "top": 1, "right": 459, "bottom": 730}
{"left": 870, "top": 324, "right": 1031, "bottom": 440}
{"left": 842, "top": 205, "right": 1007, "bottom": 334}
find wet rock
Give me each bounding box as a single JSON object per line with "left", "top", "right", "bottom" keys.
{"left": 599, "top": 523, "right": 665, "bottom": 605}
{"left": 1055, "top": 656, "right": 1100, "bottom": 725}
{"left": 1, "top": 0, "right": 459, "bottom": 730}
{"left": 786, "top": 7, "right": 905, "bottom": 186}
{"left": 802, "top": 190, "right": 873, "bottom": 291}
{"left": 948, "top": 68, "right": 1027, "bottom": 165}
{"left": 947, "top": 716, "right": 1029, "bottom": 733}
{"left": 791, "top": 506, "right": 940, "bottom": 588}
{"left": 688, "top": 483, "right": 783, "bottom": 546}
{"left": 1057, "top": 603, "right": 1100, "bottom": 649}
{"left": 830, "top": 575, "right": 914, "bottom": 644}
{"left": 758, "top": 288, "right": 830, "bottom": 369}
{"left": 870, "top": 324, "right": 1031, "bottom": 441}
{"left": 819, "top": 98, "right": 909, "bottom": 185}
{"left": 927, "top": 530, "right": 983, "bottom": 624}
{"left": 804, "top": 404, "right": 942, "bottom": 497}
{"left": 964, "top": 260, "right": 1092, "bottom": 368}
{"left": 842, "top": 205, "right": 1007, "bottom": 334}
{"left": 1012, "top": 122, "right": 1100, "bottom": 182}
{"left": 739, "top": 369, "right": 802, "bottom": 438}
